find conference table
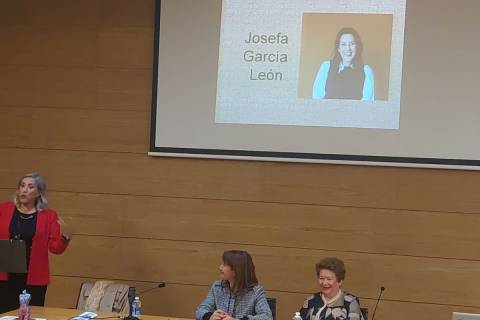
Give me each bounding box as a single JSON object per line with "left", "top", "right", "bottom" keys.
{"left": 0, "top": 307, "right": 190, "bottom": 320}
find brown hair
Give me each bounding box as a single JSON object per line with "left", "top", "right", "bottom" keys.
{"left": 332, "top": 27, "right": 364, "bottom": 69}
{"left": 222, "top": 250, "right": 258, "bottom": 292}
{"left": 315, "top": 257, "right": 346, "bottom": 282}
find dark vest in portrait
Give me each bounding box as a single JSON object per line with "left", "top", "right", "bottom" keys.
{"left": 325, "top": 61, "right": 365, "bottom": 100}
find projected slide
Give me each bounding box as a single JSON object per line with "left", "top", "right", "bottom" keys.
{"left": 215, "top": 0, "right": 406, "bottom": 129}
{"left": 152, "top": 0, "right": 480, "bottom": 168}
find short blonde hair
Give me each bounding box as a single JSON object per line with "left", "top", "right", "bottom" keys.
{"left": 14, "top": 172, "right": 48, "bottom": 211}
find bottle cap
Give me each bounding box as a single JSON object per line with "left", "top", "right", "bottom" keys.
{"left": 19, "top": 290, "right": 31, "bottom": 303}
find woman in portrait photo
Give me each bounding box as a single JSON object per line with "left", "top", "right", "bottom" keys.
{"left": 312, "top": 27, "right": 375, "bottom": 101}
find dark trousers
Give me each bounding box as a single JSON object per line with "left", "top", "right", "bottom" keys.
{"left": 0, "top": 275, "right": 47, "bottom": 313}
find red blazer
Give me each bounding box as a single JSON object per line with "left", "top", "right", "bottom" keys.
{"left": 0, "top": 202, "right": 69, "bottom": 285}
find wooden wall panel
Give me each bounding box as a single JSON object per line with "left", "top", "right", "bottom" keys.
{"left": 396, "top": 168, "right": 480, "bottom": 213}
{"left": 50, "top": 236, "right": 480, "bottom": 308}
{"left": 0, "top": 107, "right": 32, "bottom": 147}
{"left": 2, "top": 188, "right": 480, "bottom": 261}
{"left": 0, "top": 0, "right": 154, "bottom": 27}
{"left": 47, "top": 276, "right": 480, "bottom": 320}
{"left": 0, "top": 1, "right": 100, "bottom": 27}
{"left": 0, "top": 26, "right": 98, "bottom": 66}
{"left": 32, "top": 108, "right": 148, "bottom": 152}
{"left": 1, "top": 149, "right": 480, "bottom": 213}
{"left": 0, "top": 148, "right": 404, "bottom": 209}
{"left": 0, "top": 26, "right": 152, "bottom": 68}
{"left": 0, "top": 190, "right": 13, "bottom": 203}
{"left": 0, "top": 107, "right": 148, "bottom": 152}
{"left": 261, "top": 161, "right": 480, "bottom": 213}
{"left": 13, "top": 191, "right": 478, "bottom": 260}
{"left": 0, "top": 66, "right": 151, "bottom": 111}
{"left": 97, "top": 27, "right": 153, "bottom": 69}
{"left": 1, "top": 1, "right": 480, "bottom": 320}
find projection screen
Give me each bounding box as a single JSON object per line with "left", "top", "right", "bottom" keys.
{"left": 149, "top": 0, "right": 480, "bottom": 170}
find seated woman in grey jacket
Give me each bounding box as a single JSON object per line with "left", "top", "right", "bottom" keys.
{"left": 196, "top": 250, "right": 272, "bottom": 320}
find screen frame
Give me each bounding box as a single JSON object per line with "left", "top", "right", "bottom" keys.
{"left": 149, "top": 0, "right": 480, "bottom": 170}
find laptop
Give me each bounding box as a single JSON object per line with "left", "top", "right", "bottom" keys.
{"left": 453, "top": 312, "right": 480, "bottom": 320}
{"left": 0, "top": 239, "right": 27, "bottom": 273}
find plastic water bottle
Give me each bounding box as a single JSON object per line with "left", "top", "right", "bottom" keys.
{"left": 132, "top": 296, "right": 141, "bottom": 319}
{"left": 18, "top": 290, "right": 31, "bottom": 320}
{"left": 292, "top": 311, "right": 302, "bottom": 320}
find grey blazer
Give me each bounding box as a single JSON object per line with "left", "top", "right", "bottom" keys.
{"left": 196, "top": 280, "right": 273, "bottom": 320}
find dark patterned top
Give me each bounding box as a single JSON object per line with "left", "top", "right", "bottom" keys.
{"left": 325, "top": 62, "right": 365, "bottom": 100}
{"left": 9, "top": 207, "right": 37, "bottom": 269}
{"left": 299, "top": 291, "right": 363, "bottom": 320}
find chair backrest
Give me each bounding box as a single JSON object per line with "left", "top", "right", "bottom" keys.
{"left": 360, "top": 307, "right": 368, "bottom": 320}
{"left": 76, "top": 281, "right": 130, "bottom": 313}
{"left": 266, "top": 297, "right": 276, "bottom": 320}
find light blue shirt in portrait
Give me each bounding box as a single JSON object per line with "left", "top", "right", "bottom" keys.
{"left": 312, "top": 61, "right": 375, "bottom": 101}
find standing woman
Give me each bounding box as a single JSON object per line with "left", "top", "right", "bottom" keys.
{"left": 0, "top": 173, "right": 71, "bottom": 313}
{"left": 196, "top": 250, "right": 273, "bottom": 320}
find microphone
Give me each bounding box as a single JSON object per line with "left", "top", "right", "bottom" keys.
{"left": 124, "top": 287, "right": 138, "bottom": 320}
{"left": 137, "top": 282, "right": 166, "bottom": 295}
{"left": 123, "top": 283, "right": 166, "bottom": 320}
{"left": 370, "top": 286, "right": 385, "bottom": 320}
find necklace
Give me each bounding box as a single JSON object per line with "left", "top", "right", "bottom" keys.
{"left": 12, "top": 211, "right": 36, "bottom": 241}
{"left": 19, "top": 214, "right": 34, "bottom": 220}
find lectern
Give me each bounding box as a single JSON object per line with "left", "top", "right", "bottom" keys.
{"left": 0, "top": 239, "right": 27, "bottom": 273}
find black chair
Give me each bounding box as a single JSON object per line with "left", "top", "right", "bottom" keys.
{"left": 360, "top": 307, "right": 368, "bottom": 320}
{"left": 266, "top": 297, "right": 276, "bottom": 320}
